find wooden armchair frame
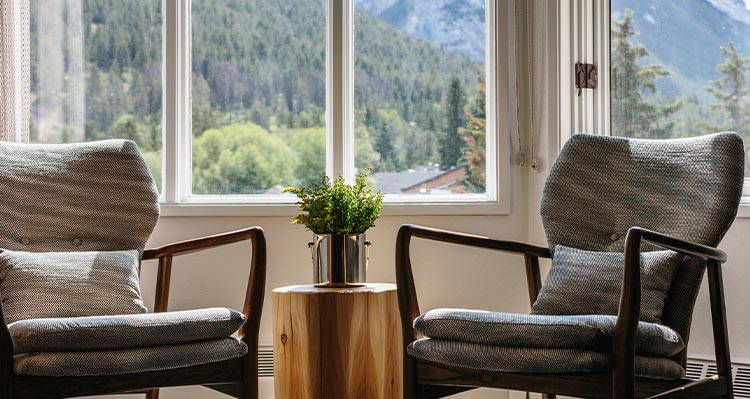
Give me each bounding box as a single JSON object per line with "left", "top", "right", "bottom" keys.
{"left": 396, "top": 224, "right": 733, "bottom": 399}
{"left": 0, "top": 226, "right": 267, "bottom": 399}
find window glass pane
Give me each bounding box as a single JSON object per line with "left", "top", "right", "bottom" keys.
{"left": 611, "top": 0, "right": 750, "bottom": 176}
{"left": 29, "top": 0, "right": 163, "bottom": 191}
{"left": 191, "top": 0, "right": 326, "bottom": 195}
{"left": 353, "top": 0, "right": 488, "bottom": 195}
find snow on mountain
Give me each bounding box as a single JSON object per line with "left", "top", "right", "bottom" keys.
{"left": 355, "top": 0, "right": 486, "bottom": 62}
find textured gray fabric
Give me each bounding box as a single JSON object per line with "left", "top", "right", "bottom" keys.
{"left": 531, "top": 245, "right": 681, "bottom": 323}
{"left": 0, "top": 140, "right": 159, "bottom": 253}
{"left": 9, "top": 307, "right": 245, "bottom": 353}
{"left": 408, "top": 338, "right": 685, "bottom": 380}
{"left": 414, "top": 309, "right": 684, "bottom": 358}
{"left": 540, "top": 132, "right": 745, "bottom": 365}
{"left": 13, "top": 337, "right": 247, "bottom": 376}
{"left": 0, "top": 249, "right": 146, "bottom": 324}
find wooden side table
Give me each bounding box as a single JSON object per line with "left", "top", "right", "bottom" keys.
{"left": 272, "top": 283, "right": 402, "bottom": 399}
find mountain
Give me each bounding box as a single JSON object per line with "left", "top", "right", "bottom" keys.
{"left": 358, "top": 0, "right": 750, "bottom": 95}
{"left": 355, "top": 0, "right": 486, "bottom": 62}
{"left": 613, "top": 0, "right": 750, "bottom": 95}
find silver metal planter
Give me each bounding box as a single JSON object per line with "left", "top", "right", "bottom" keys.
{"left": 308, "top": 234, "right": 370, "bottom": 287}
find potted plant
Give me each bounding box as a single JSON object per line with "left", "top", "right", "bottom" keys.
{"left": 283, "top": 169, "right": 384, "bottom": 287}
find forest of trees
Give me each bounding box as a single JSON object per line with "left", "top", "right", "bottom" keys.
{"left": 612, "top": 9, "right": 750, "bottom": 174}
{"left": 30, "top": 0, "right": 486, "bottom": 194}
{"left": 30, "top": 2, "right": 748, "bottom": 195}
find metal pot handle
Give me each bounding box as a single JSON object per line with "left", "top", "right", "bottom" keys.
{"left": 307, "top": 241, "right": 315, "bottom": 261}
{"left": 365, "top": 240, "right": 372, "bottom": 271}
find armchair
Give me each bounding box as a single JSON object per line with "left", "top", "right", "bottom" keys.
{"left": 397, "top": 132, "right": 745, "bottom": 399}
{"left": 0, "top": 140, "right": 266, "bottom": 399}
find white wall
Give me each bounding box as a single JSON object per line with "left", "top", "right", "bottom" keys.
{"left": 123, "top": 161, "right": 532, "bottom": 399}
{"left": 129, "top": 157, "right": 750, "bottom": 399}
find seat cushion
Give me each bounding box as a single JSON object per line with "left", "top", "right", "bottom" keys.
{"left": 408, "top": 338, "right": 685, "bottom": 380}
{"left": 0, "top": 249, "right": 147, "bottom": 324}
{"left": 415, "top": 309, "right": 684, "bottom": 357}
{"left": 13, "top": 337, "right": 247, "bottom": 376}
{"left": 10, "top": 307, "right": 245, "bottom": 353}
{"left": 531, "top": 245, "right": 682, "bottom": 323}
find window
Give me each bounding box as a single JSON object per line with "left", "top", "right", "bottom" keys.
{"left": 353, "top": 0, "right": 489, "bottom": 196}
{"left": 28, "top": 0, "right": 514, "bottom": 214}
{"left": 190, "top": 0, "right": 326, "bottom": 195}
{"left": 29, "top": 0, "right": 163, "bottom": 191}
{"left": 608, "top": 0, "right": 750, "bottom": 188}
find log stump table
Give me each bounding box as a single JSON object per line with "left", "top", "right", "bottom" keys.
{"left": 272, "top": 283, "right": 402, "bottom": 399}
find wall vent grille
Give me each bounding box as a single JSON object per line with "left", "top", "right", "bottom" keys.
{"left": 259, "top": 345, "right": 274, "bottom": 378}
{"left": 686, "top": 358, "right": 750, "bottom": 398}
{"left": 256, "top": 350, "right": 750, "bottom": 395}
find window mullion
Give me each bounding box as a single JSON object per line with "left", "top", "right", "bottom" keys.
{"left": 163, "top": 0, "right": 179, "bottom": 203}
{"left": 592, "top": 0, "right": 610, "bottom": 136}
{"left": 164, "top": 0, "right": 191, "bottom": 203}
{"left": 327, "top": 0, "right": 354, "bottom": 181}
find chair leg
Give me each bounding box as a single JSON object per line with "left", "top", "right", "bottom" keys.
{"left": 542, "top": 394, "right": 556, "bottom": 399}
{"left": 0, "top": 370, "right": 12, "bottom": 399}
{"left": 404, "top": 352, "right": 418, "bottom": 399}
{"left": 145, "top": 389, "right": 159, "bottom": 399}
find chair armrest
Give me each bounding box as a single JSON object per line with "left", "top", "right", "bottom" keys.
{"left": 398, "top": 224, "right": 551, "bottom": 258}
{"left": 395, "top": 224, "right": 550, "bottom": 340}
{"left": 612, "top": 226, "right": 729, "bottom": 395}
{"left": 628, "top": 227, "right": 727, "bottom": 263}
{"left": 141, "top": 227, "right": 267, "bottom": 348}
{"left": 142, "top": 227, "right": 264, "bottom": 259}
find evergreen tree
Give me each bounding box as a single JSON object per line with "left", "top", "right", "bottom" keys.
{"left": 442, "top": 77, "right": 466, "bottom": 169}
{"left": 705, "top": 41, "right": 750, "bottom": 177}
{"left": 705, "top": 41, "right": 750, "bottom": 134}
{"left": 611, "top": 9, "right": 680, "bottom": 139}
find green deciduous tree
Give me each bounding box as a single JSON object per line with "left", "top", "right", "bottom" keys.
{"left": 611, "top": 9, "right": 680, "bottom": 139}
{"left": 459, "top": 66, "right": 486, "bottom": 191}
{"left": 192, "top": 123, "right": 297, "bottom": 194}
{"left": 280, "top": 127, "right": 326, "bottom": 188}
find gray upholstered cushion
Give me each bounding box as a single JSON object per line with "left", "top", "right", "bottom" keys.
{"left": 540, "top": 132, "right": 745, "bottom": 364}
{"left": 530, "top": 245, "right": 681, "bottom": 323}
{"left": 414, "top": 309, "right": 684, "bottom": 357}
{"left": 0, "top": 249, "right": 146, "bottom": 324}
{"left": 0, "top": 140, "right": 159, "bottom": 253}
{"left": 9, "top": 307, "right": 245, "bottom": 353}
{"left": 407, "top": 338, "right": 685, "bottom": 380}
{"left": 13, "top": 337, "right": 247, "bottom": 376}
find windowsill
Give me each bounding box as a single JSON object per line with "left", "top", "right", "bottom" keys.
{"left": 158, "top": 200, "right": 511, "bottom": 218}
{"left": 738, "top": 201, "right": 750, "bottom": 218}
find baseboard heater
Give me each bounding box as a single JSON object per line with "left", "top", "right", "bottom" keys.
{"left": 259, "top": 346, "right": 750, "bottom": 398}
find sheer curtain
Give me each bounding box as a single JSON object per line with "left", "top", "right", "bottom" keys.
{"left": 0, "top": 0, "right": 30, "bottom": 142}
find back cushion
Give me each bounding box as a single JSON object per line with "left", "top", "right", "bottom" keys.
{"left": 531, "top": 245, "right": 682, "bottom": 324}
{"left": 0, "top": 140, "right": 159, "bottom": 252}
{"left": 0, "top": 249, "right": 147, "bottom": 324}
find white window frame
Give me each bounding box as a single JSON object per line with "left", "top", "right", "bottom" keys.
{"left": 562, "top": 0, "right": 750, "bottom": 217}
{"left": 158, "top": 0, "right": 515, "bottom": 217}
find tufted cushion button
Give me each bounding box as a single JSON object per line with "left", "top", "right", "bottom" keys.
{"left": 72, "top": 238, "right": 82, "bottom": 247}
{"left": 609, "top": 233, "right": 619, "bottom": 241}
{"left": 20, "top": 237, "right": 30, "bottom": 245}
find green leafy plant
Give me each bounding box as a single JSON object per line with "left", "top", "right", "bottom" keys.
{"left": 283, "top": 169, "right": 384, "bottom": 234}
